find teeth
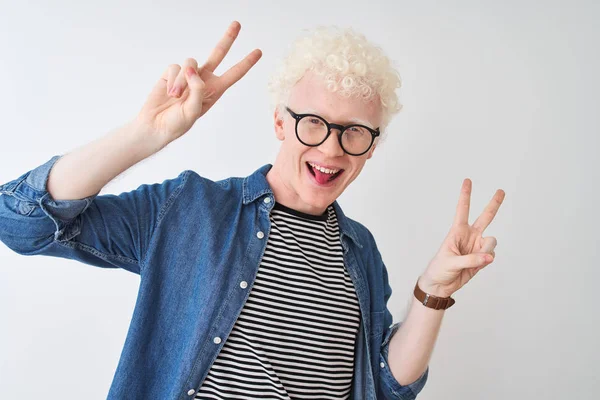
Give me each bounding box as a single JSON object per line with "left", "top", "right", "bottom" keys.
{"left": 309, "top": 162, "right": 340, "bottom": 175}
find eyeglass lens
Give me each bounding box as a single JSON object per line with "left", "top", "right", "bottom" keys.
{"left": 297, "top": 116, "right": 372, "bottom": 155}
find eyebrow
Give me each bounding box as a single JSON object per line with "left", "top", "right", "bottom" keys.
{"left": 301, "top": 108, "right": 374, "bottom": 127}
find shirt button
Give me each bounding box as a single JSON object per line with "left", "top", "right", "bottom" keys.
{"left": 256, "top": 231, "right": 265, "bottom": 239}
{"left": 187, "top": 389, "right": 195, "bottom": 395}
{"left": 213, "top": 336, "right": 222, "bottom": 344}
{"left": 240, "top": 281, "right": 248, "bottom": 289}
{"left": 264, "top": 197, "right": 271, "bottom": 204}
{"left": 380, "top": 362, "right": 385, "bottom": 368}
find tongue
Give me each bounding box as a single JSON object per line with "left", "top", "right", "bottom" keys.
{"left": 314, "top": 168, "right": 333, "bottom": 184}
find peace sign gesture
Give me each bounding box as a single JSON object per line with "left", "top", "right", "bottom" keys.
{"left": 135, "top": 21, "right": 262, "bottom": 149}
{"left": 418, "top": 179, "right": 506, "bottom": 299}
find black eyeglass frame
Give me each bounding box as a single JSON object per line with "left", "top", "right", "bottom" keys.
{"left": 285, "top": 106, "right": 380, "bottom": 156}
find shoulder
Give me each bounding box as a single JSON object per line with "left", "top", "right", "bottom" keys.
{"left": 182, "top": 170, "right": 245, "bottom": 193}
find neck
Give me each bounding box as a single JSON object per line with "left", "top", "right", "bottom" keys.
{"left": 265, "top": 163, "right": 327, "bottom": 216}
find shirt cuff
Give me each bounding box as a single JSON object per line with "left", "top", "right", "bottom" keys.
{"left": 0, "top": 155, "right": 98, "bottom": 241}
{"left": 379, "top": 321, "right": 429, "bottom": 400}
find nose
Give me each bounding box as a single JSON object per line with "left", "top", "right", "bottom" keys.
{"left": 317, "top": 128, "right": 345, "bottom": 157}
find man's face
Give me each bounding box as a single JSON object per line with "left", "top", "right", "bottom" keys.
{"left": 271, "top": 71, "right": 383, "bottom": 214}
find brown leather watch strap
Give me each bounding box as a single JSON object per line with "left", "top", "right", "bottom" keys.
{"left": 413, "top": 279, "right": 456, "bottom": 310}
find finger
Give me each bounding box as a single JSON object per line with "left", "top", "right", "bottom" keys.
{"left": 170, "top": 58, "right": 198, "bottom": 98}
{"left": 470, "top": 263, "right": 488, "bottom": 277}
{"left": 202, "top": 20, "right": 241, "bottom": 73}
{"left": 145, "top": 64, "right": 180, "bottom": 105}
{"left": 472, "top": 189, "right": 506, "bottom": 232}
{"left": 182, "top": 66, "right": 206, "bottom": 120}
{"left": 480, "top": 236, "right": 497, "bottom": 253}
{"left": 165, "top": 64, "right": 181, "bottom": 95}
{"left": 218, "top": 48, "right": 263, "bottom": 90}
{"left": 453, "top": 178, "right": 472, "bottom": 227}
{"left": 152, "top": 64, "right": 180, "bottom": 94}
{"left": 453, "top": 253, "right": 493, "bottom": 271}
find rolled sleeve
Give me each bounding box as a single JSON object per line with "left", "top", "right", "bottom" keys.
{"left": 0, "top": 155, "right": 98, "bottom": 242}
{"left": 379, "top": 321, "right": 429, "bottom": 400}
{"left": 1, "top": 155, "right": 190, "bottom": 273}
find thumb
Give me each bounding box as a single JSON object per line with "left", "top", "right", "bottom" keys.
{"left": 182, "top": 66, "right": 206, "bottom": 120}
{"left": 454, "top": 253, "right": 492, "bottom": 270}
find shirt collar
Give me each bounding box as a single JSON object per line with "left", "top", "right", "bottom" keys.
{"left": 242, "top": 164, "right": 363, "bottom": 249}
{"left": 242, "top": 164, "right": 275, "bottom": 205}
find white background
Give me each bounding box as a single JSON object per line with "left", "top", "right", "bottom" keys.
{"left": 0, "top": 0, "right": 598, "bottom": 398}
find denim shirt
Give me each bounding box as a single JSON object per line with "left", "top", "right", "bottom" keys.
{"left": 0, "top": 155, "right": 429, "bottom": 400}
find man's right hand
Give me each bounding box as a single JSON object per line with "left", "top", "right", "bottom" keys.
{"left": 135, "top": 20, "right": 262, "bottom": 148}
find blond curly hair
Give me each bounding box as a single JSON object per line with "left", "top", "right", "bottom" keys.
{"left": 267, "top": 25, "right": 403, "bottom": 142}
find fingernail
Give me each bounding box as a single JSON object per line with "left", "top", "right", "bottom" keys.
{"left": 186, "top": 67, "right": 196, "bottom": 77}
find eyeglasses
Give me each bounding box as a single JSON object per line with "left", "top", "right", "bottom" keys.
{"left": 285, "top": 106, "right": 380, "bottom": 156}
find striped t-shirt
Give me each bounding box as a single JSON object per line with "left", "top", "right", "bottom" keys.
{"left": 195, "top": 202, "right": 361, "bottom": 399}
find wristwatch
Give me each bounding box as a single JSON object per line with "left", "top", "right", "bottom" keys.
{"left": 413, "top": 279, "right": 456, "bottom": 310}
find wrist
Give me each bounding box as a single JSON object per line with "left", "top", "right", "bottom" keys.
{"left": 127, "top": 118, "right": 168, "bottom": 157}
{"left": 414, "top": 276, "right": 456, "bottom": 310}
{"left": 417, "top": 275, "right": 452, "bottom": 298}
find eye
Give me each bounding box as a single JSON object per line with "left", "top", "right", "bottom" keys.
{"left": 309, "top": 118, "right": 323, "bottom": 125}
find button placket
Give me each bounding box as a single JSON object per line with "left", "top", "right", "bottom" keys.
{"left": 183, "top": 197, "right": 271, "bottom": 400}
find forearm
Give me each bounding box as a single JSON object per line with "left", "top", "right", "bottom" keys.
{"left": 46, "top": 119, "right": 163, "bottom": 201}
{"left": 387, "top": 278, "right": 445, "bottom": 386}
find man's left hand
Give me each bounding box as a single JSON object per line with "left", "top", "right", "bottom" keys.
{"left": 418, "top": 178, "right": 506, "bottom": 299}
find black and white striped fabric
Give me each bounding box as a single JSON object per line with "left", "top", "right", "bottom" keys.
{"left": 195, "top": 202, "right": 361, "bottom": 399}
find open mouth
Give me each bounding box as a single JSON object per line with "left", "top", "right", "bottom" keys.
{"left": 306, "top": 162, "right": 344, "bottom": 185}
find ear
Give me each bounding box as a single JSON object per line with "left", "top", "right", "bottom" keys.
{"left": 274, "top": 107, "right": 285, "bottom": 141}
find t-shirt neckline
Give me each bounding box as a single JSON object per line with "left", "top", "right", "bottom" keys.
{"left": 272, "top": 202, "right": 330, "bottom": 221}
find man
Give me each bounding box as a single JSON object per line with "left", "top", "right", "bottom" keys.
{"left": 0, "top": 21, "right": 504, "bottom": 399}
